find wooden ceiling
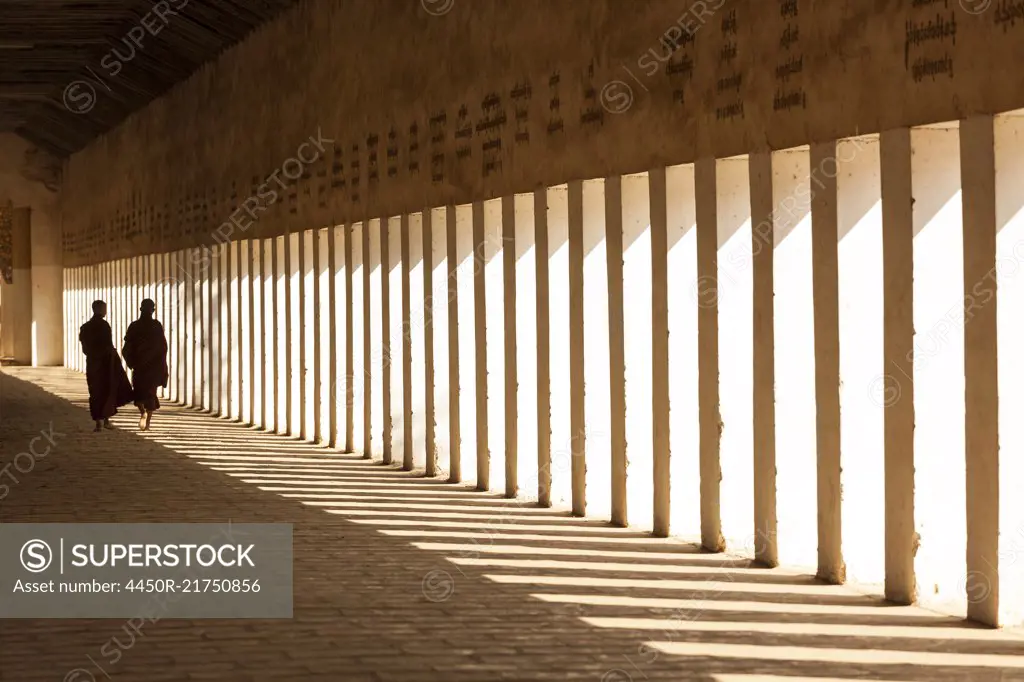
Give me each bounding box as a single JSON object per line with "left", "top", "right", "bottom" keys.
{"left": 0, "top": 0, "right": 300, "bottom": 157}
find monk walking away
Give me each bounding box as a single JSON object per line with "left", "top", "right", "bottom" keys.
{"left": 123, "top": 298, "right": 169, "bottom": 432}
{"left": 79, "top": 300, "right": 133, "bottom": 432}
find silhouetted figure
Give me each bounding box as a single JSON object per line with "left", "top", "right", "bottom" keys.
{"left": 79, "top": 300, "right": 133, "bottom": 432}
{"left": 122, "top": 298, "right": 168, "bottom": 431}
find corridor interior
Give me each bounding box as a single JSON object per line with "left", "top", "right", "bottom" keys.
{"left": 15, "top": 115, "right": 1023, "bottom": 679}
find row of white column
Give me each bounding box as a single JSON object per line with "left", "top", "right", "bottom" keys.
{"left": 63, "top": 113, "right": 1024, "bottom": 627}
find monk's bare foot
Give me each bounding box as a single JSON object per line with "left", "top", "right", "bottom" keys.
{"left": 144, "top": 412, "right": 153, "bottom": 431}
{"left": 138, "top": 413, "right": 147, "bottom": 431}
{"left": 103, "top": 419, "right": 114, "bottom": 430}
{"left": 93, "top": 421, "right": 102, "bottom": 432}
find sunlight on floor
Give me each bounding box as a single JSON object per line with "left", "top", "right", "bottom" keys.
{"left": 11, "top": 366, "right": 1024, "bottom": 681}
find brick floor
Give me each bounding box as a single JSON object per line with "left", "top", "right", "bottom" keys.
{"left": 2, "top": 366, "right": 1024, "bottom": 681}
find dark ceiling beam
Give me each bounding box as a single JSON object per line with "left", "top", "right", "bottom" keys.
{"left": 0, "top": 83, "right": 57, "bottom": 98}
{"left": 15, "top": 124, "right": 72, "bottom": 158}
{"left": 2, "top": 0, "right": 303, "bottom": 157}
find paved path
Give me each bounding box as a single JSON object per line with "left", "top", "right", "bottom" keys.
{"left": 2, "top": 366, "right": 1023, "bottom": 681}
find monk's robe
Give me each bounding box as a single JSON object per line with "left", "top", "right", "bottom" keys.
{"left": 79, "top": 317, "right": 133, "bottom": 420}
{"left": 122, "top": 316, "right": 169, "bottom": 412}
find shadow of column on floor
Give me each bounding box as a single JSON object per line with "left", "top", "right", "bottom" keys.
{"left": 2, "top": 366, "right": 1023, "bottom": 682}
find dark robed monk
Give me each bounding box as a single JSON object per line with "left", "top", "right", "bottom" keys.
{"left": 122, "top": 298, "right": 169, "bottom": 431}
{"left": 79, "top": 300, "right": 133, "bottom": 432}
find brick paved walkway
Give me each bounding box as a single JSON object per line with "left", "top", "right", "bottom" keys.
{"left": 2, "top": 366, "right": 1024, "bottom": 681}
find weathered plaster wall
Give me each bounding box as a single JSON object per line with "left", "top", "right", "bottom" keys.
{"left": 61, "top": 0, "right": 1024, "bottom": 265}
{"left": 1, "top": 133, "right": 63, "bottom": 364}
{"left": 0, "top": 209, "right": 32, "bottom": 361}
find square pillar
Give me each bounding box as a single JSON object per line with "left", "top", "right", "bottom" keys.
{"left": 546, "top": 186, "right": 572, "bottom": 508}
{"left": 622, "top": 173, "right": 654, "bottom": 531}
{"left": 666, "top": 164, "right": 700, "bottom": 540}
{"left": 406, "top": 213, "right": 425, "bottom": 471}
{"left": 388, "top": 215, "right": 405, "bottom": 465}
{"left": 514, "top": 194, "right": 540, "bottom": 499}
{"left": 456, "top": 204, "right": 477, "bottom": 485}
{"left": 370, "top": 218, "right": 385, "bottom": 459}
{"left": 275, "top": 236, "right": 289, "bottom": 434}
{"left": 880, "top": 127, "right": 917, "bottom": 605}
{"left": 911, "top": 124, "right": 965, "bottom": 614}
{"left": 715, "top": 155, "right": 754, "bottom": 553}
{"left": 262, "top": 238, "right": 275, "bottom": 432}
{"left": 483, "top": 199, "right": 505, "bottom": 493}
{"left": 835, "top": 135, "right": 885, "bottom": 588}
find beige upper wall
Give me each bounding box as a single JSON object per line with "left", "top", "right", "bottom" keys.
{"left": 1, "top": 134, "right": 61, "bottom": 211}
{"left": 62, "top": 0, "right": 1022, "bottom": 265}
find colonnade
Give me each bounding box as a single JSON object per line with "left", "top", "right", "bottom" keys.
{"left": 63, "top": 114, "right": 1024, "bottom": 628}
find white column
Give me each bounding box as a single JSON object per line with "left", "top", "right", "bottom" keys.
{"left": 833, "top": 135, "right": 886, "bottom": 587}
{"left": 388, "top": 215, "right": 405, "bottom": 465}
{"left": 422, "top": 209, "right": 438, "bottom": 475}
{"left": 120, "top": 258, "right": 126, "bottom": 347}
{"left": 547, "top": 186, "right": 572, "bottom": 508}
{"left": 578, "top": 179, "right": 612, "bottom": 519}
{"left": 880, "top": 127, "right": 916, "bottom": 605}
{"left": 251, "top": 239, "right": 263, "bottom": 429}
{"left": 302, "top": 230, "right": 315, "bottom": 439}
{"left": 62, "top": 268, "right": 68, "bottom": 367}
{"left": 650, "top": 168, "right": 671, "bottom": 537}
{"left": 666, "top": 163, "right": 701, "bottom": 538}
{"left": 567, "top": 183, "right": 585, "bottom": 515}
{"left": 316, "top": 227, "right": 329, "bottom": 444}
{"left": 961, "top": 114, "right": 999, "bottom": 626}
{"left": 369, "top": 218, "right": 385, "bottom": 459}
{"left": 623, "top": 173, "right": 654, "bottom": 531}
{"left": 351, "top": 222, "right": 367, "bottom": 455}
{"left": 483, "top": 199, "right": 505, "bottom": 493}
{"left": 184, "top": 251, "right": 196, "bottom": 407}
{"left": 472, "top": 202, "right": 489, "bottom": 490}
{"left": 535, "top": 190, "right": 551, "bottom": 505}
{"left": 515, "top": 195, "right": 540, "bottom": 499}
{"left": 994, "top": 111, "right": 1024, "bottom": 627}
{"left": 432, "top": 207, "right": 454, "bottom": 477}
{"left": 169, "top": 253, "right": 180, "bottom": 402}
{"left": 218, "top": 244, "right": 229, "bottom": 417}
{"left": 209, "top": 246, "right": 221, "bottom": 413}
{"left": 333, "top": 225, "right": 349, "bottom": 449}
{"left": 275, "top": 236, "right": 288, "bottom": 434}
{"left": 245, "top": 239, "right": 256, "bottom": 426}
{"left": 809, "top": 141, "right": 843, "bottom": 581}
{"left": 288, "top": 231, "right": 302, "bottom": 435}
{"left": 408, "top": 212, "right": 426, "bottom": 471}
{"left": 715, "top": 156, "right": 754, "bottom": 553}
{"left": 606, "top": 175, "right": 628, "bottom": 525}
{"left": 455, "top": 204, "right": 477, "bottom": 485}
{"left": 237, "top": 240, "right": 248, "bottom": 422}
{"left": 773, "top": 146, "right": 818, "bottom": 570}
{"left": 30, "top": 200, "right": 63, "bottom": 367}
{"left": 262, "top": 238, "right": 275, "bottom": 432}
{"left": 343, "top": 223, "right": 354, "bottom": 452}
{"left": 327, "top": 226, "right": 340, "bottom": 445}
{"left": 444, "top": 206, "right": 461, "bottom": 481}
{"left": 67, "top": 267, "right": 73, "bottom": 370}
{"left": 501, "top": 197, "right": 517, "bottom": 497}
{"left": 695, "top": 159, "right": 723, "bottom": 551}
{"left": 911, "top": 124, "right": 966, "bottom": 614}
{"left": 231, "top": 241, "right": 243, "bottom": 420}
{"left": 203, "top": 247, "right": 213, "bottom": 412}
